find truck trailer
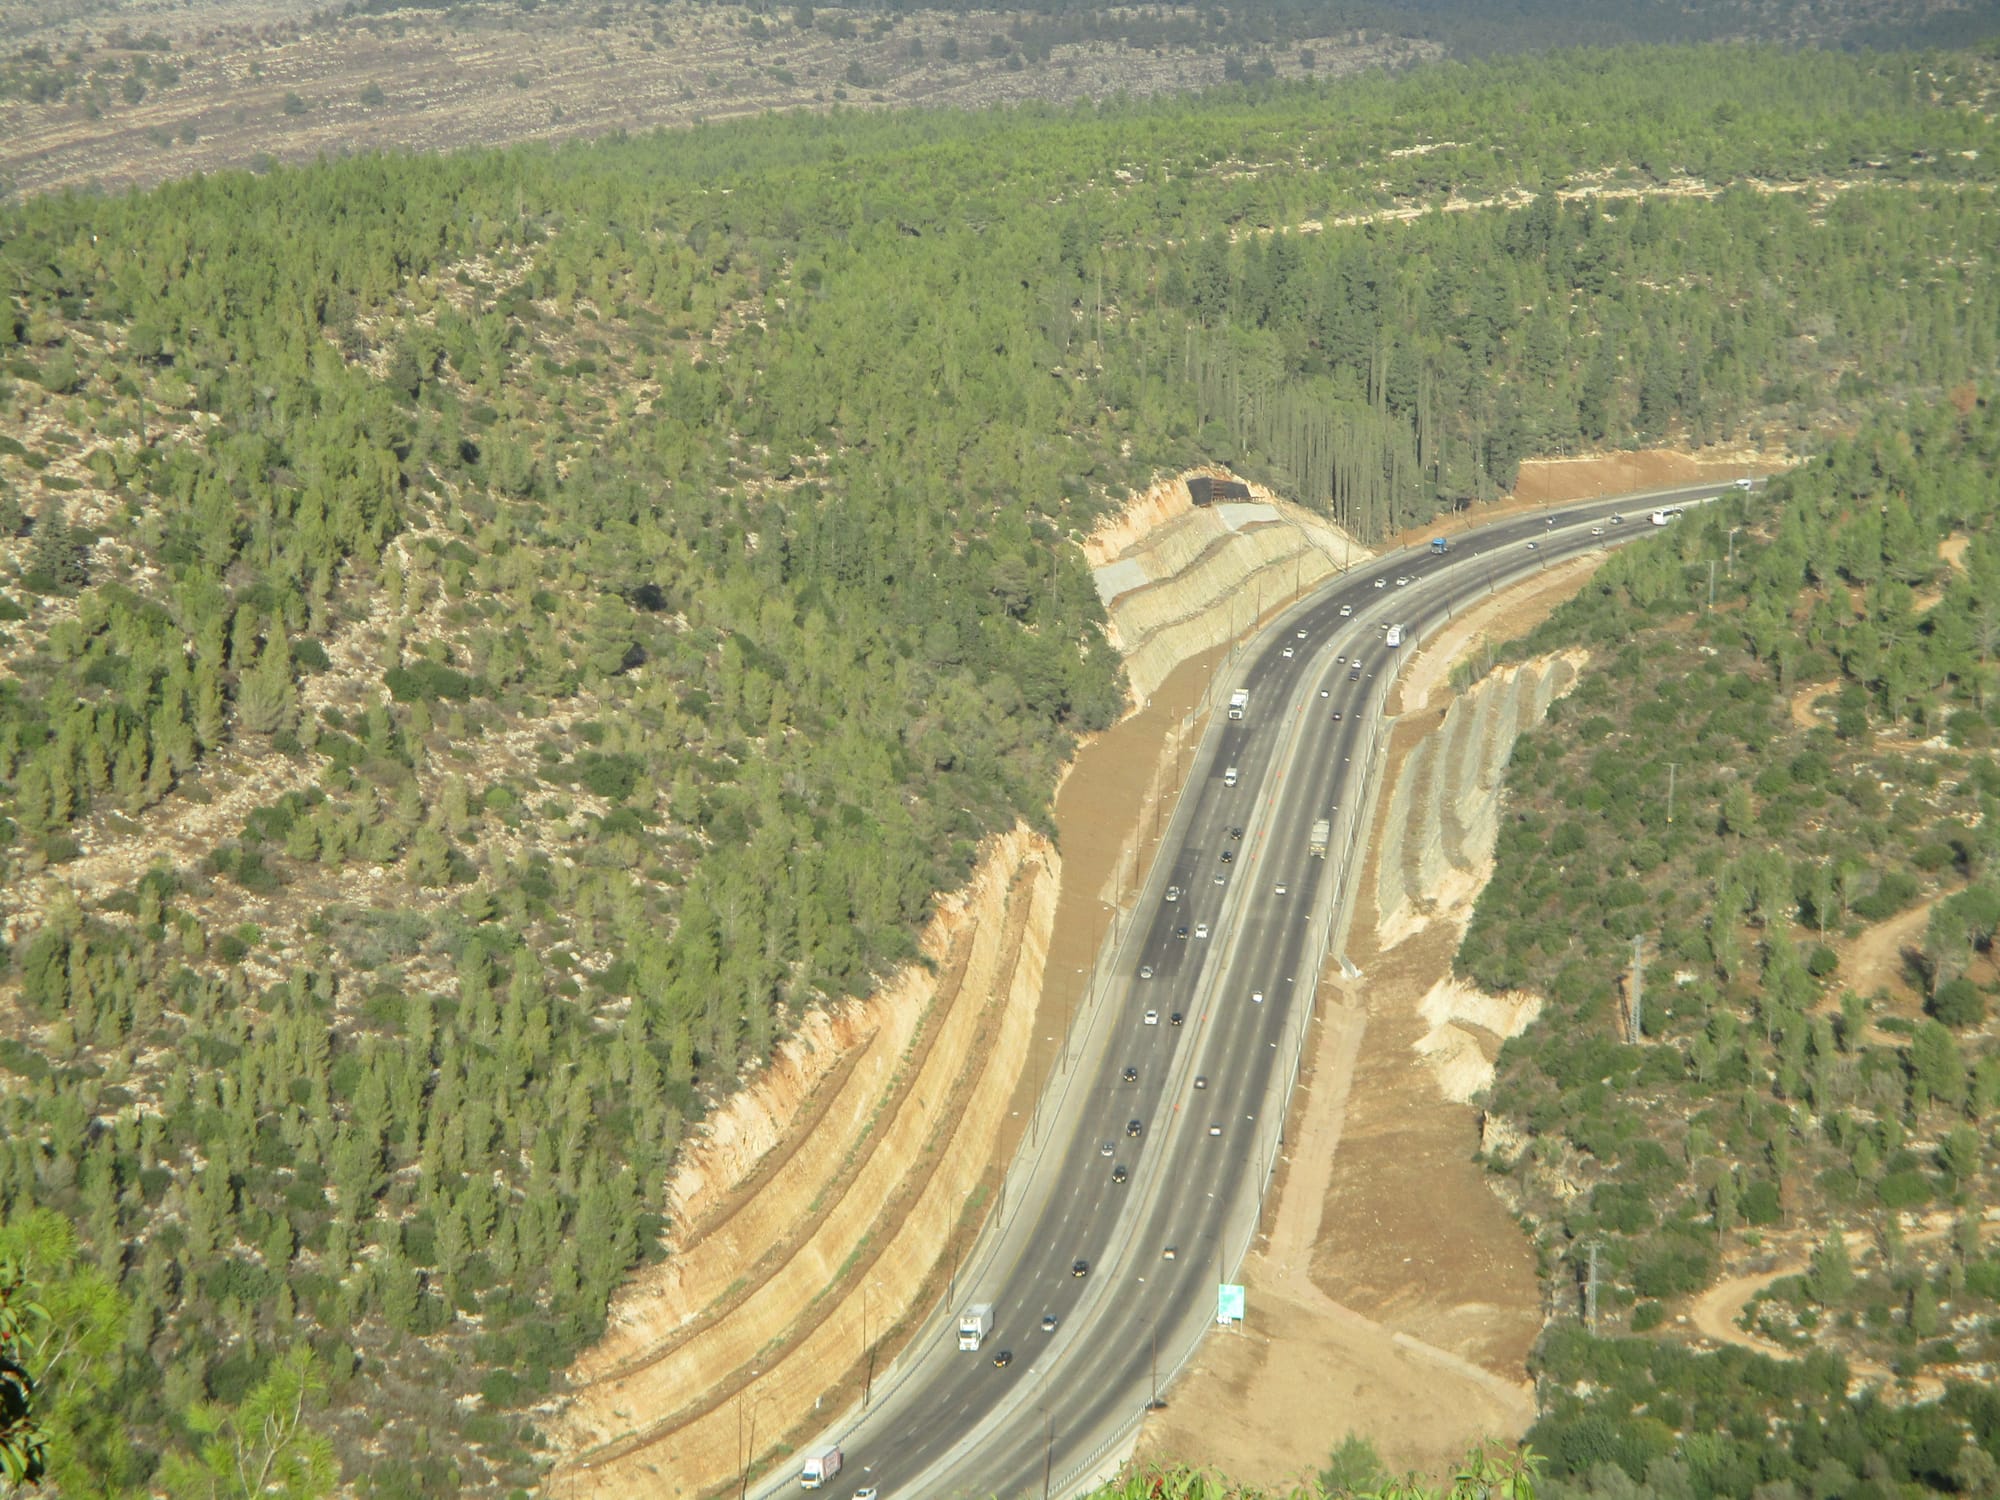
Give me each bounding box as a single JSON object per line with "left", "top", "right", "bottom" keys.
{"left": 958, "top": 1303, "right": 993, "bottom": 1350}
{"left": 800, "top": 1444, "right": 843, "bottom": 1488}
{"left": 1228, "top": 688, "right": 1249, "bottom": 720}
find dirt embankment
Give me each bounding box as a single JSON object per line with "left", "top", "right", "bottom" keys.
{"left": 548, "top": 640, "right": 1235, "bottom": 1498}
{"left": 551, "top": 822, "right": 1056, "bottom": 1496}
{"left": 1090, "top": 468, "right": 1370, "bottom": 708}
{"left": 1136, "top": 551, "right": 1610, "bottom": 1489}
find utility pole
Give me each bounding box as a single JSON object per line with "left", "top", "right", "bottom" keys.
{"left": 1666, "top": 762, "right": 1678, "bottom": 825}
{"left": 1627, "top": 935, "right": 1644, "bottom": 1045}
{"left": 1149, "top": 1324, "right": 1161, "bottom": 1409}
{"left": 1707, "top": 558, "right": 1717, "bottom": 609}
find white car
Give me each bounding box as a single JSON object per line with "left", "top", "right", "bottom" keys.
{"left": 1373, "top": 577, "right": 1387, "bottom": 589}
{"left": 1208, "top": 1124, "right": 1223, "bottom": 1137}
{"left": 1143, "top": 1010, "right": 1159, "bottom": 1026}
{"left": 1165, "top": 886, "right": 1179, "bottom": 902}
{"left": 1194, "top": 922, "right": 1209, "bottom": 939}
{"left": 1590, "top": 526, "right": 1604, "bottom": 536}
{"left": 1282, "top": 645, "right": 1294, "bottom": 658}
{"left": 1273, "top": 882, "right": 1287, "bottom": 895}
{"left": 854, "top": 1489, "right": 880, "bottom": 1500}
{"left": 1526, "top": 540, "right": 1539, "bottom": 550}
{"left": 1213, "top": 873, "right": 1225, "bottom": 886}
{"left": 1395, "top": 576, "right": 1409, "bottom": 587}
{"left": 1338, "top": 604, "right": 1353, "bottom": 617}
{"left": 1251, "top": 990, "right": 1264, "bottom": 1004}
{"left": 1319, "top": 688, "right": 1329, "bottom": 698}
{"left": 1295, "top": 628, "right": 1307, "bottom": 639}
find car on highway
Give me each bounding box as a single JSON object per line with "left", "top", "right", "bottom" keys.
{"left": 1194, "top": 1075, "right": 1208, "bottom": 1089}
{"left": 1144, "top": 1010, "right": 1159, "bottom": 1026}
{"left": 853, "top": 1488, "right": 880, "bottom": 1500}
{"left": 1100, "top": 1140, "right": 1114, "bottom": 1156}
{"left": 1122, "top": 1066, "right": 1138, "bottom": 1083}
{"left": 1126, "top": 1118, "right": 1144, "bottom": 1138}
{"left": 1111, "top": 1164, "right": 1128, "bottom": 1184}
{"left": 1296, "top": 628, "right": 1308, "bottom": 639}
{"left": 1194, "top": 922, "right": 1209, "bottom": 939}
{"left": 1273, "top": 882, "right": 1288, "bottom": 895}
{"left": 1331, "top": 710, "right": 1342, "bottom": 721}
{"left": 1611, "top": 513, "right": 1624, "bottom": 523}
{"left": 1165, "top": 885, "right": 1179, "bottom": 902}
{"left": 1139, "top": 964, "right": 1153, "bottom": 979}
{"left": 1373, "top": 577, "right": 1387, "bottom": 589}
{"left": 1590, "top": 526, "right": 1604, "bottom": 536}
{"left": 1175, "top": 924, "right": 1188, "bottom": 940}
{"left": 1339, "top": 603, "right": 1353, "bottom": 616}
{"left": 1319, "top": 687, "right": 1330, "bottom": 698}
{"left": 1282, "top": 645, "right": 1295, "bottom": 658}
{"left": 1230, "top": 826, "right": 1243, "bottom": 840}
{"left": 1208, "top": 1123, "right": 1223, "bottom": 1137}
{"left": 993, "top": 1349, "right": 1013, "bottom": 1368}
{"left": 1251, "top": 990, "right": 1263, "bottom": 1004}
{"left": 1041, "top": 1314, "right": 1058, "bottom": 1333}
{"left": 1212, "top": 874, "right": 1225, "bottom": 886}
{"left": 1526, "top": 540, "right": 1539, "bottom": 550}
{"left": 1170, "top": 1011, "right": 1185, "bottom": 1026}
{"left": 1071, "top": 1259, "right": 1090, "bottom": 1278}
{"left": 1220, "top": 849, "right": 1234, "bottom": 863}
{"left": 1162, "top": 1245, "right": 1178, "bottom": 1260}
{"left": 1395, "top": 575, "right": 1409, "bottom": 587}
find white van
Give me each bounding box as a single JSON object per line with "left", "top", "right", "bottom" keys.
{"left": 1223, "top": 766, "right": 1239, "bottom": 786}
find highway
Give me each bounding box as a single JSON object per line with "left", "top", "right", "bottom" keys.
{"left": 761, "top": 484, "right": 1740, "bottom": 1500}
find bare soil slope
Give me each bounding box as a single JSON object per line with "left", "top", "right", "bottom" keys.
{"left": 0, "top": 0, "right": 1431, "bottom": 199}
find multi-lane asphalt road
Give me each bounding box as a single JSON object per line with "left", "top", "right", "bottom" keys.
{"left": 764, "top": 483, "right": 1741, "bottom": 1500}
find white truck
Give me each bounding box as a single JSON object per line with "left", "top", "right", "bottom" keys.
{"left": 1228, "top": 688, "right": 1249, "bottom": 720}
{"left": 1223, "top": 765, "right": 1239, "bottom": 786}
{"left": 1309, "top": 818, "right": 1330, "bottom": 858}
{"left": 1385, "top": 623, "right": 1404, "bottom": 648}
{"left": 958, "top": 1303, "right": 993, "bottom": 1351}
{"left": 800, "top": 1444, "right": 843, "bottom": 1488}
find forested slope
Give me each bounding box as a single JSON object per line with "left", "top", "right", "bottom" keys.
{"left": 1461, "top": 396, "right": 2000, "bottom": 1497}
{"left": 0, "top": 42, "right": 1998, "bottom": 1497}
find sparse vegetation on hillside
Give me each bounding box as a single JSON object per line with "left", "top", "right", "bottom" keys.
{"left": 0, "top": 41, "right": 1999, "bottom": 1497}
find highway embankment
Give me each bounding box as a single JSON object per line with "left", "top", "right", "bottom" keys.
{"left": 547, "top": 466, "right": 1355, "bottom": 1497}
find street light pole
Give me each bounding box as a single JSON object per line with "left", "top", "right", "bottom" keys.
{"left": 1042, "top": 1410, "right": 1054, "bottom": 1500}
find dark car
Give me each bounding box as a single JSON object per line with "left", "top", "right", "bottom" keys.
{"left": 1170, "top": 1012, "right": 1184, "bottom": 1027}
{"left": 1229, "top": 827, "right": 1244, "bottom": 840}
{"left": 1122, "top": 1066, "right": 1138, "bottom": 1083}
{"left": 1111, "top": 1164, "right": 1128, "bottom": 1184}
{"left": 1126, "top": 1118, "right": 1143, "bottom": 1138}
{"left": 1175, "top": 925, "right": 1189, "bottom": 940}
{"left": 1071, "top": 1259, "right": 1090, "bottom": 1278}
{"left": 993, "top": 1349, "right": 1014, "bottom": 1368}
{"left": 1220, "top": 849, "right": 1234, "bottom": 864}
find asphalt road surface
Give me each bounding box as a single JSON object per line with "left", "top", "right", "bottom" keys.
{"left": 762, "top": 484, "right": 1743, "bottom": 1500}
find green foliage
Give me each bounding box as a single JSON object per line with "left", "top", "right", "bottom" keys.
{"left": 1469, "top": 391, "right": 2000, "bottom": 1427}
{"left": 158, "top": 1345, "right": 335, "bottom": 1500}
